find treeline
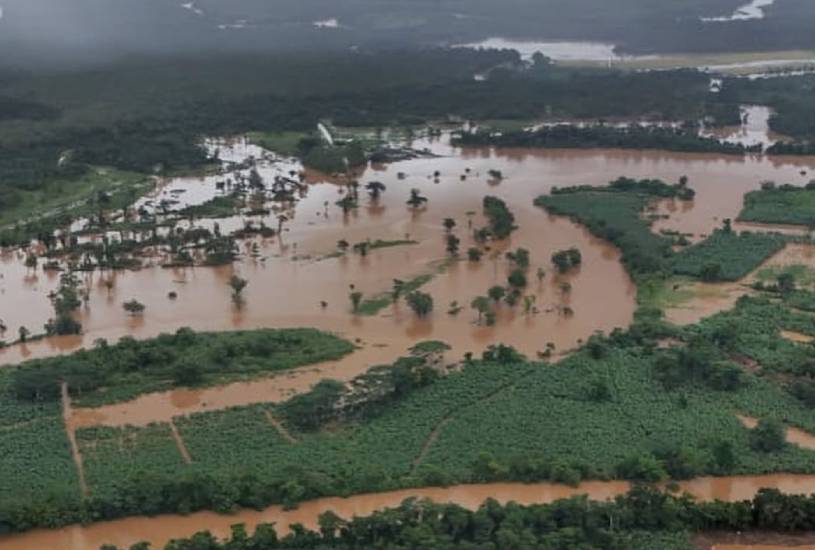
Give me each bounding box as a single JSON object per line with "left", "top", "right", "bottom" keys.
{"left": 102, "top": 486, "right": 815, "bottom": 550}
{"left": 10, "top": 327, "right": 354, "bottom": 407}
{"left": 453, "top": 124, "right": 761, "bottom": 155}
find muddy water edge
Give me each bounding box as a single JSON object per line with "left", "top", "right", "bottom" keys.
{"left": 5, "top": 475, "right": 815, "bottom": 549}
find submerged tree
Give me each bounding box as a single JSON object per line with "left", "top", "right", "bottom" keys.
{"left": 350, "top": 291, "right": 363, "bottom": 313}
{"left": 366, "top": 181, "right": 386, "bottom": 200}
{"left": 471, "top": 296, "right": 491, "bottom": 324}
{"left": 229, "top": 275, "right": 249, "bottom": 302}
{"left": 446, "top": 234, "right": 460, "bottom": 256}
{"left": 122, "top": 299, "right": 146, "bottom": 316}
{"left": 407, "top": 188, "right": 428, "bottom": 209}
{"left": 406, "top": 291, "right": 433, "bottom": 317}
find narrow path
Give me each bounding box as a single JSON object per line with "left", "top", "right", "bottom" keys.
{"left": 169, "top": 419, "right": 193, "bottom": 464}
{"left": 411, "top": 376, "right": 532, "bottom": 473}
{"left": 411, "top": 417, "right": 451, "bottom": 469}
{"left": 61, "top": 382, "right": 89, "bottom": 497}
{"left": 264, "top": 410, "right": 298, "bottom": 444}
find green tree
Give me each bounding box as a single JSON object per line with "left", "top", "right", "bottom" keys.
{"left": 172, "top": 359, "right": 203, "bottom": 386}
{"left": 228, "top": 275, "right": 248, "bottom": 299}
{"left": 366, "top": 180, "right": 386, "bottom": 200}
{"left": 446, "top": 234, "right": 460, "bottom": 256}
{"left": 350, "top": 291, "right": 363, "bottom": 313}
{"left": 508, "top": 269, "right": 527, "bottom": 289}
{"left": 123, "top": 299, "right": 146, "bottom": 316}
{"left": 751, "top": 419, "right": 786, "bottom": 452}
{"left": 407, "top": 188, "right": 428, "bottom": 209}
{"left": 471, "top": 296, "right": 491, "bottom": 323}
{"left": 406, "top": 291, "right": 434, "bottom": 317}
{"left": 488, "top": 285, "right": 506, "bottom": 303}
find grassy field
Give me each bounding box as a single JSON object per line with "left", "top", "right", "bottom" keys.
{"left": 740, "top": 187, "right": 815, "bottom": 227}
{"left": 0, "top": 166, "right": 152, "bottom": 229}
{"left": 672, "top": 230, "right": 788, "bottom": 281}
{"left": 246, "top": 131, "right": 308, "bottom": 157}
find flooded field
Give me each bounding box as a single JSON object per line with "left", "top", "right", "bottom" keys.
{"left": 4, "top": 474, "right": 815, "bottom": 550}
{"left": 664, "top": 242, "right": 815, "bottom": 325}
{"left": 2, "top": 135, "right": 815, "bottom": 426}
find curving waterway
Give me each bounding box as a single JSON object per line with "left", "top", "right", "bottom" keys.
{"left": 3, "top": 475, "right": 815, "bottom": 549}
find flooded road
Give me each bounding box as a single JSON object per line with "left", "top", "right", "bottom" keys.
{"left": 4, "top": 475, "right": 815, "bottom": 550}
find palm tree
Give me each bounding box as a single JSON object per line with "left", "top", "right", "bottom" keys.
{"left": 366, "top": 181, "right": 386, "bottom": 200}
{"left": 277, "top": 214, "right": 289, "bottom": 235}
{"left": 406, "top": 188, "right": 428, "bottom": 209}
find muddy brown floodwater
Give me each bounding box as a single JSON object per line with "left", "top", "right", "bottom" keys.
{"left": 5, "top": 475, "right": 815, "bottom": 550}
{"left": 2, "top": 138, "right": 815, "bottom": 549}
{"left": 2, "top": 140, "right": 815, "bottom": 428}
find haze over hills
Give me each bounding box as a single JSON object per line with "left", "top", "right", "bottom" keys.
{"left": 1, "top": 0, "right": 814, "bottom": 70}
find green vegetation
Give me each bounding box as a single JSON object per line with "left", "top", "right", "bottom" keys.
{"left": 536, "top": 179, "right": 678, "bottom": 277}
{"left": 10, "top": 327, "right": 354, "bottom": 408}
{"left": 0, "top": 167, "right": 152, "bottom": 245}
{"left": 301, "top": 142, "right": 366, "bottom": 174}
{"left": 357, "top": 273, "right": 435, "bottom": 316}
{"left": 246, "top": 131, "right": 308, "bottom": 157}
{"left": 740, "top": 183, "right": 815, "bottom": 227}
{"left": 4, "top": 49, "right": 779, "bottom": 238}
{"left": 481, "top": 195, "right": 517, "bottom": 240}
{"left": 454, "top": 124, "right": 760, "bottom": 155}
{"left": 537, "top": 178, "right": 788, "bottom": 283}
{"left": 672, "top": 229, "right": 787, "bottom": 282}
{"left": 0, "top": 373, "right": 81, "bottom": 518}
{"left": 178, "top": 192, "right": 244, "bottom": 219}
{"left": 9, "top": 289, "right": 815, "bottom": 534}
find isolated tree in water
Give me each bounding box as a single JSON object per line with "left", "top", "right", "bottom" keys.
{"left": 229, "top": 275, "right": 248, "bottom": 302}
{"left": 446, "top": 234, "right": 460, "bottom": 256}
{"left": 471, "top": 296, "right": 491, "bottom": 324}
{"left": 122, "top": 299, "right": 146, "bottom": 316}
{"left": 349, "top": 291, "right": 363, "bottom": 313}
{"left": 277, "top": 214, "right": 289, "bottom": 235}
{"left": 406, "top": 291, "right": 433, "bottom": 317}
{"left": 366, "top": 181, "right": 386, "bottom": 200}
{"left": 407, "top": 188, "right": 428, "bottom": 209}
